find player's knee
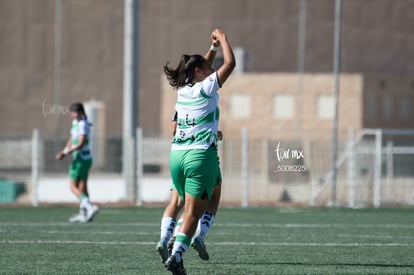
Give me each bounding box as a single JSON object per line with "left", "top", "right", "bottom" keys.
{"left": 211, "top": 185, "right": 221, "bottom": 201}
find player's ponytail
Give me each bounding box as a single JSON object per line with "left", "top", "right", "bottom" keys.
{"left": 164, "top": 54, "right": 206, "bottom": 89}
{"left": 69, "top": 102, "right": 92, "bottom": 127}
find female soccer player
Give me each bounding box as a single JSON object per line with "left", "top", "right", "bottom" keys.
{"left": 162, "top": 29, "right": 235, "bottom": 274}
{"left": 157, "top": 36, "right": 224, "bottom": 264}
{"left": 157, "top": 110, "right": 223, "bottom": 263}
{"left": 56, "top": 102, "right": 99, "bottom": 223}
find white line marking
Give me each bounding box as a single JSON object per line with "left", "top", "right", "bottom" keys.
{"left": 42, "top": 230, "right": 156, "bottom": 236}
{"left": 214, "top": 242, "right": 414, "bottom": 247}
{"left": 0, "top": 222, "right": 158, "bottom": 227}
{"left": 0, "top": 240, "right": 154, "bottom": 245}
{"left": 3, "top": 230, "right": 413, "bottom": 240}
{"left": 0, "top": 222, "right": 413, "bottom": 229}
{"left": 338, "top": 234, "right": 414, "bottom": 240}
{"left": 0, "top": 240, "right": 412, "bottom": 247}
{"left": 216, "top": 223, "right": 414, "bottom": 229}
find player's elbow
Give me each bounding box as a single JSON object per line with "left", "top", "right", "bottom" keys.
{"left": 222, "top": 61, "right": 236, "bottom": 76}
{"left": 230, "top": 58, "right": 236, "bottom": 69}
{"left": 225, "top": 59, "right": 236, "bottom": 71}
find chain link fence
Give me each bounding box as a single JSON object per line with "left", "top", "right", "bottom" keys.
{"left": 1, "top": 127, "right": 413, "bottom": 206}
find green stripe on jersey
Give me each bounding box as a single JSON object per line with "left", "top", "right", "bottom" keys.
{"left": 200, "top": 88, "right": 212, "bottom": 99}
{"left": 177, "top": 96, "right": 209, "bottom": 106}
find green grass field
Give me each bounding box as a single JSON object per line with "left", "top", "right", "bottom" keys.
{"left": 0, "top": 207, "right": 413, "bottom": 275}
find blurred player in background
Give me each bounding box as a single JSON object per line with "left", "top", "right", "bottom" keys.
{"left": 161, "top": 29, "right": 235, "bottom": 274}
{"left": 56, "top": 102, "right": 99, "bottom": 223}
{"left": 157, "top": 109, "right": 223, "bottom": 263}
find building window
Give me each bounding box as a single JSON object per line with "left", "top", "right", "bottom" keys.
{"left": 273, "top": 95, "right": 294, "bottom": 119}
{"left": 366, "top": 94, "right": 377, "bottom": 120}
{"left": 230, "top": 94, "right": 251, "bottom": 118}
{"left": 317, "top": 94, "right": 334, "bottom": 119}
{"left": 383, "top": 95, "right": 393, "bottom": 120}
{"left": 399, "top": 96, "right": 410, "bottom": 120}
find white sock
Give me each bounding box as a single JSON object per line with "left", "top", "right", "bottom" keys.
{"left": 173, "top": 218, "right": 183, "bottom": 237}
{"left": 172, "top": 233, "right": 190, "bottom": 263}
{"left": 160, "top": 217, "right": 176, "bottom": 244}
{"left": 80, "top": 197, "right": 93, "bottom": 211}
{"left": 194, "top": 212, "right": 215, "bottom": 240}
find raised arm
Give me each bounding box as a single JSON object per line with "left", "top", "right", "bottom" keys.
{"left": 212, "top": 29, "right": 235, "bottom": 87}
{"left": 204, "top": 34, "right": 220, "bottom": 66}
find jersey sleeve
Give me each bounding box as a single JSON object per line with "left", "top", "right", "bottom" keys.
{"left": 200, "top": 72, "right": 220, "bottom": 97}
{"left": 78, "top": 120, "right": 89, "bottom": 136}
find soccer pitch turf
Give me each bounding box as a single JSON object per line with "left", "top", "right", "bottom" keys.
{"left": 0, "top": 207, "right": 413, "bottom": 274}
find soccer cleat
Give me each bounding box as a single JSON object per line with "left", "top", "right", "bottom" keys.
{"left": 164, "top": 255, "right": 187, "bottom": 275}
{"left": 167, "top": 236, "right": 176, "bottom": 256}
{"left": 86, "top": 205, "right": 99, "bottom": 222}
{"left": 191, "top": 236, "right": 209, "bottom": 261}
{"left": 69, "top": 213, "right": 88, "bottom": 223}
{"left": 69, "top": 207, "right": 88, "bottom": 223}
{"left": 157, "top": 240, "right": 168, "bottom": 263}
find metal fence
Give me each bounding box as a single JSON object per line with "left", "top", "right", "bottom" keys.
{"left": 1, "top": 128, "right": 414, "bottom": 207}
{"left": 310, "top": 129, "right": 414, "bottom": 207}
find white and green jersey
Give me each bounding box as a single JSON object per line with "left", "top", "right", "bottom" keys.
{"left": 70, "top": 118, "right": 92, "bottom": 160}
{"left": 172, "top": 72, "right": 220, "bottom": 150}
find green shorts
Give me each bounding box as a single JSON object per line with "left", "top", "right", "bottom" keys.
{"left": 69, "top": 157, "right": 92, "bottom": 180}
{"left": 170, "top": 146, "right": 218, "bottom": 201}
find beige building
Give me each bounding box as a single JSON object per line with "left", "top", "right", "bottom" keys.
{"left": 160, "top": 73, "right": 414, "bottom": 204}
{"left": 161, "top": 73, "right": 414, "bottom": 142}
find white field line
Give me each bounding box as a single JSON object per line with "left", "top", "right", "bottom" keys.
{"left": 338, "top": 234, "right": 414, "bottom": 240}
{"left": 0, "top": 222, "right": 413, "bottom": 229}
{"left": 0, "top": 222, "right": 158, "bottom": 227}
{"left": 0, "top": 240, "right": 413, "bottom": 247}
{"left": 42, "top": 230, "right": 155, "bottom": 235}
{"left": 216, "top": 223, "right": 414, "bottom": 229}
{"left": 2, "top": 230, "right": 413, "bottom": 240}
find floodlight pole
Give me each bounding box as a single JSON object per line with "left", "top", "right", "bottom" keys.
{"left": 123, "top": 0, "right": 139, "bottom": 202}
{"left": 331, "top": 0, "right": 342, "bottom": 206}
{"left": 54, "top": 0, "right": 62, "bottom": 152}
{"left": 296, "top": 0, "right": 307, "bottom": 140}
